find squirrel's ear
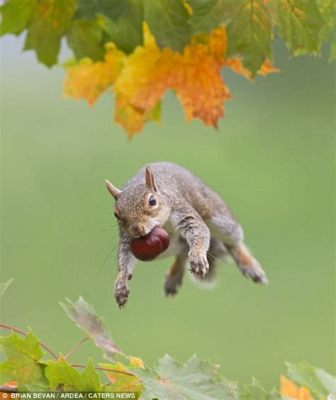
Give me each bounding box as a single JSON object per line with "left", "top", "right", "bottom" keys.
{"left": 105, "top": 179, "right": 121, "bottom": 199}
{"left": 145, "top": 165, "right": 157, "bottom": 192}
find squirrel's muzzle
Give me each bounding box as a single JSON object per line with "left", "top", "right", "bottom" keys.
{"left": 129, "top": 223, "right": 147, "bottom": 238}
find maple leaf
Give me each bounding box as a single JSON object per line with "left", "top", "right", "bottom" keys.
{"left": 134, "top": 354, "right": 237, "bottom": 400}
{"left": 239, "top": 378, "right": 280, "bottom": 399}
{"left": 100, "top": 362, "right": 143, "bottom": 394}
{"left": 0, "top": 331, "right": 48, "bottom": 390}
{"left": 60, "top": 297, "right": 125, "bottom": 359}
{"left": 173, "top": 29, "right": 231, "bottom": 127}
{"left": 45, "top": 357, "right": 102, "bottom": 391}
{"left": 24, "top": 0, "right": 76, "bottom": 67}
{"left": 275, "top": 0, "right": 325, "bottom": 56}
{"left": 64, "top": 24, "right": 278, "bottom": 136}
{"left": 0, "top": 0, "right": 36, "bottom": 36}
{"left": 226, "top": 0, "right": 273, "bottom": 74}
{"left": 225, "top": 58, "right": 279, "bottom": 79}
{"left": 280, "top": 376, "right": 314, "bottom": 400}
{"left": 285, "top": 362, "right": 335, "bottom": 399}
{"left": 113, "top": 26, "right": 231, "bottom": 134}
{"left": 64, "top": 44, "right": 125, "bottom": 105}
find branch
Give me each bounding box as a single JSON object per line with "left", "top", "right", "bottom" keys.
{"left": 64, "top": 336, "right": 89, "bottom": 360}
{"left": 72, "top": 363, "right": 136, "bottom": 377}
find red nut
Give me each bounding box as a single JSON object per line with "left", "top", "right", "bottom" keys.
{"left": 130, "top": 226, "right": 170, "bottom": 261}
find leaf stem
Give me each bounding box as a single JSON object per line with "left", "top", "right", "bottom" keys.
{"left": 0, "top": 323, "right": 58, "bottom": 360}
{"left": 72, "top": 363, "right": 136, "bottom": 377}
{"left": 64, "top": 336, "right": 89, "bottom": 360}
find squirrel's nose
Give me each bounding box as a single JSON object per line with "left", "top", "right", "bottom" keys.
{"left": 130, "top": 224, "right": 145, "bottom": 237}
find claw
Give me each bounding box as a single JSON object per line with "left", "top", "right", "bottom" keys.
{"left": 189, "top": 252, "right": 209, "bottom": 278}
{"left": 114, "top": 283, "right": 130, "bottom": 308}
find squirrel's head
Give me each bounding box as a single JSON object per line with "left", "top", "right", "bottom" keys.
{"left": 106, "top": 165, "right": 170, "bottom": 238}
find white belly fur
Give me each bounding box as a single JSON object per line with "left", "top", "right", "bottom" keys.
{"left": 156, "top": 221, "right": 183, "bottom": 260}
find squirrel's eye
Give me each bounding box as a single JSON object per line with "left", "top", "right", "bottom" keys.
{"left": 114, "top": 211, "right": 120, "bottom": 219}
{"left": 148, "top": 195, "right": 157, "bottom": 206}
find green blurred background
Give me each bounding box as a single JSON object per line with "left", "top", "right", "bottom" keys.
{"left": 1, "top": 36, "right": 335, "bottom": 388}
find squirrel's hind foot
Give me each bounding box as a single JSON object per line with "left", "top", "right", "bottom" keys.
{"left": 164, "top": 257, "right": 185, "bottom": 296}
{"left": 164, "top": 275, "right": 182, "bottom": 296}
{"left": 228, "top": 242, "right": 268, "bottom": 285}
{"left": 240, "top": 258, "right": 269, "bottom": 284}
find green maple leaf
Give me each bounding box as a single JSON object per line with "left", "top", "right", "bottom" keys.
{"left": 318, "top": 0, "right": 336, "bottom": 60}
{"left": 145, "top": 0, "right": 192, "bottom": 51}
{"left": 0, "top": 0, "right": 36, "bottom": 36}
{"left": 134, "top": 354, "right": 238, "bottom": 400}
{"left": 75, "top": 0, "right": 191, "bottom": 54}
{"left": 0, "top": 331, "right": 48, "bottom": 390}
{"left": 61, "top": 297, "right": 123, "bottom": 360}
{"left": 275, "top": 0, "right": 325, "bottom": 56}
{"left": 188, "top": 0, "right": 234, "bottom": 34}
{"left": 74, "top": 0, "right": 143, "bottom": 54}
{"left": 239, "top": 378, "right": 280, "bottom": 400}
{"left": 66, "top": 19, "right": 105, "bottom": 61}
{"left": 45, "top": 357, "right": 102, "bottom": 391}
{"left": 24, "top": 0, "right": 76, "bottom": 67}
{"left": 226, "top": 0, "right": 273, "bottom": 75}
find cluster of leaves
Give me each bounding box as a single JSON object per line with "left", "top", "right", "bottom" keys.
{"left": 0, "top": 0, "right": 335, "bottom": 136}
{"left": 0, "top": 281, "right": 335, "bottom": 399}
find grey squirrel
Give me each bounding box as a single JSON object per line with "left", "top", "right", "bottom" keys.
{"left": 106, "top": 162, "right": 268, "bottom": 308}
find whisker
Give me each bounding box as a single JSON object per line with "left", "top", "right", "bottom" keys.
{"left": 207, "top": 251, "right": 226, "bottom": 264}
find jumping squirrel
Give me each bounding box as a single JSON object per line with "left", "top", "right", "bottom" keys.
{"left": 106, "top": 162, "right": 268, "bottom": 308}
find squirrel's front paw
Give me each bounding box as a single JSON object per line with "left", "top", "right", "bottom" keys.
{"left": 114, "top": 280, "right": 130, "bottom": 308}
{"left": 189, "top": 251, "right": 209, "bottom": 278}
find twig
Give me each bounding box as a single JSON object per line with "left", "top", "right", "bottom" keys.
{"left": 0, "top": 323, "right": 58, "bottom": 360}
{"left": 72, "top": 363, "right": 136, "bottom": 377}
{"left": 64, "top": 336, "right": 89, "bottom": 360}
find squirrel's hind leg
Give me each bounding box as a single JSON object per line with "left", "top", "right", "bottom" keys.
{"left": 164, "top": 254, "right": 187, "bottom": 296}
{"left": 164, "top": 237, "right": 188, "bottom": 296}
{"left": 209, "top": 213, "right": 268, "bottom": 284}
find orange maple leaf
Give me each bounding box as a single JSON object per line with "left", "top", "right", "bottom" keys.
{"left": 225, "top": 58, "right": 279, "bottom": 79}
{"left": 114, "top": 26, "right": 231, "bottom": 134}
{"left": 174, "top": 29, "right": 231, "bottom": 127}
{"left": 280, "top": 376, "right": 314, "bottom": 400}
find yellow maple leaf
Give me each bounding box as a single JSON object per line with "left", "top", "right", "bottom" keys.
{"left": 63, "top": 44, "right": 125, "bottom": 105}
{"left": 280, "top": 376, "right": 314, "bottom": 400}
{"left": 101, "top": 362, "right": 143, "bottom": 393}
{"left": 113, "top": 26, "right": 177, "bottom": 134}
